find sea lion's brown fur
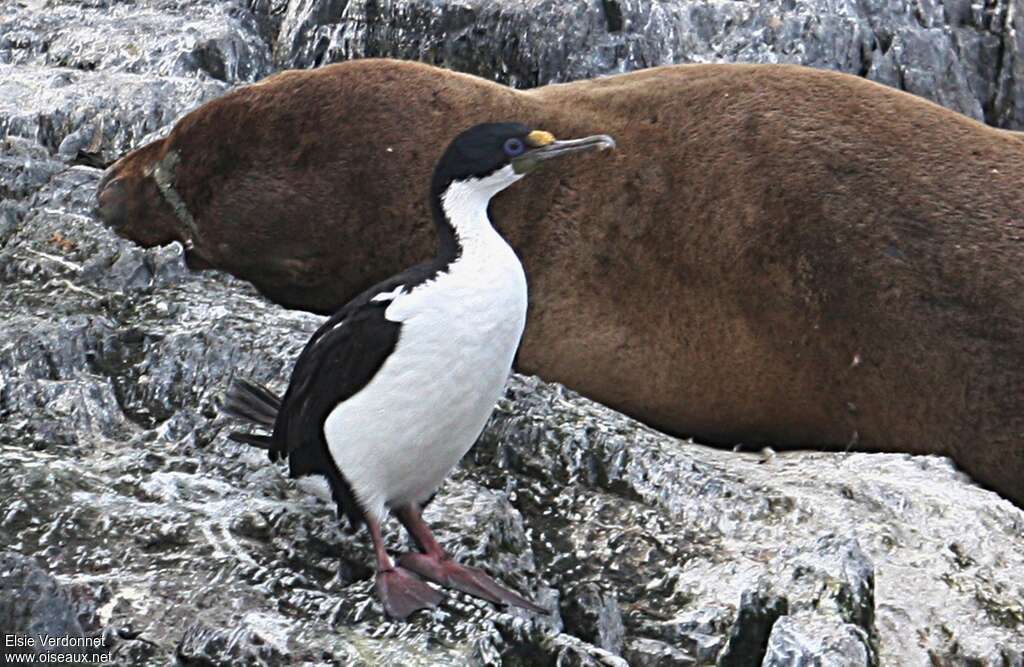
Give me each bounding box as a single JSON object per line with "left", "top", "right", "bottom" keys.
{"left": 98, "top": 60, "right": 1024, "bottom": 505}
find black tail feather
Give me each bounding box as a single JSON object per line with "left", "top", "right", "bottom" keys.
{"left": 223, "top": 378, "right": 281, "bottom": 428}
{"left": 222, "top": 378, "right": 284, "bottom": 454}
{"left": 227, "top": 431, "right": 277, "bottom": 448}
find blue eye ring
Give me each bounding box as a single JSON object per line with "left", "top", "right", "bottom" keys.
{"left": 503, "top": 138, "right": 525, "bottom": 157}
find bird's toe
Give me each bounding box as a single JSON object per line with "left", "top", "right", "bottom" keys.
{"left": 398, "top": 553, "right": 546, "bottom": 614}
{"left": 374, "top": 566, "right": 444, "bottom": 619}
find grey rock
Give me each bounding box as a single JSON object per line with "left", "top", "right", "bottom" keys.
{"left": 762, "top": 616, "right": 875, "bottom": 667}
{"left": 632, "top": 606, "right": 731, "bottom": 664}
{"left": 780, "top": 536, "right": 875, "bottom": 636}
{"left": 248, "top": 0, "right": 297, "bottom": 51}
{"left": 272, "top": 0, "right": 1023, "bottom": 129}
{"left": 716, "top": 589, "right": 789, "bottom": 666}
{"left": 0, "top": 136, "right": 63, "bottom": 202}
{"left": 996, "top": 2, "right": 1024, "bottom": 128}
{"left": 622, "top": 637, "right": 697, "bottom": 667}
{"left": 0, "top": 551, "right": 103, "bottom": 662}
{"left": 560, "top": 582, "right": 626, "bottom": 654}
{"left": 0, "top": 64, "right": 227, "bottom": 164}
{"left": 176, "top": 620, "right": 288, "bottom": 665}
{"left": 105, "top": 629, "right": 161, "bottom": 665}
{"left": 0, "top": 0, "right": 272, "bottom": 84}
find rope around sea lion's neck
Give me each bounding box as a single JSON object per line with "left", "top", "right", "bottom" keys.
{"left": 148, "top": 149, "right": 201, "bottom": 251}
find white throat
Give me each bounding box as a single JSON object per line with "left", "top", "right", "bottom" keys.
{"left": 440, "top": 165, "right": 523, "bottom": 246}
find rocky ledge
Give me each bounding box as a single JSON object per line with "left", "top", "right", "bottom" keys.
{"left": 2, "top": 0, "right": 1024, "bottom": 665}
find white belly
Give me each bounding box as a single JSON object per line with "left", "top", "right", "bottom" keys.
{"left": 323, "top": 239, "right": 527, "bottom": 523}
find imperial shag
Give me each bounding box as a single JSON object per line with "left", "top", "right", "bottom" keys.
{"left": 223, "top": 122, "right": 615, "bottom": 618}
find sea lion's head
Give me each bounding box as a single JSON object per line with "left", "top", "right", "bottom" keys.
{"left": 95, "top": 139, "right": 192, "bottom": 252}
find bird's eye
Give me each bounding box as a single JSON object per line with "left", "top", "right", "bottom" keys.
{"left": 503, "top": 138, "right": 525, "bottom": 157}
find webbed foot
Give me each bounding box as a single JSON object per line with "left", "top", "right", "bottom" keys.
{"left": 375, "top": 566, "right": 444, "bottom": 619}
{"left": 398, "top": 552, "right": 545, "bottom": 614}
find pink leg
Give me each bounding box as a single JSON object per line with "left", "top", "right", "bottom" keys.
{"left": 394, "top": 504, "right": 546, "bottom": 614}
{"left": 368, "top": 517, "right": 443, "bottom": 619}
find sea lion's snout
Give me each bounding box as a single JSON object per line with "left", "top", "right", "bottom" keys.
{"left": 92, "top": 144, "right": 199, "bottom": 250}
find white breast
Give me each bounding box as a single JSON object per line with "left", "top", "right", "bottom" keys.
{"left": 323, "top": 169, "right": 528, "bottom": 522}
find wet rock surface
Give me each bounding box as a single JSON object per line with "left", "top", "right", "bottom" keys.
{"left": 268, "top": 0, "right": 1024, "bottom": 129}
{"left": 0, "top": 63, "right": 227, "bottom": 166}
{"left": 1, "top": 0, "right": 272, "bottom": 83}
{"left": 2, "top": 0, "right": 1024, "bottom": 664}
{"left": 0, "top": 551, "right": 89, "bottom": 661}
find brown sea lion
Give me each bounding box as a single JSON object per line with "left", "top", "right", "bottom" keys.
{"left": 96, "top": 59, "right": 1024, "bottom": 506}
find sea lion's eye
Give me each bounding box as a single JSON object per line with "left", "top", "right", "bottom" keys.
{"left": 503, "top": 138, "right": 525, "bottom": 157}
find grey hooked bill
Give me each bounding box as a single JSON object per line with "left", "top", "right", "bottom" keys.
{"left": 513, "top": 134, "right": 616, "bottom": 174}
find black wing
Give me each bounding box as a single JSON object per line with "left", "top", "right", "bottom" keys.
{"left": 269, "top": 256, "right": 449, "bottom": 528}
{"left": 270, "top": 260, "right": 439, "bottom": 528}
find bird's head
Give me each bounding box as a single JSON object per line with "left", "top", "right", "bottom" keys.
{"left": 430, "top": 122, "right": 616, "bottom": 206}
